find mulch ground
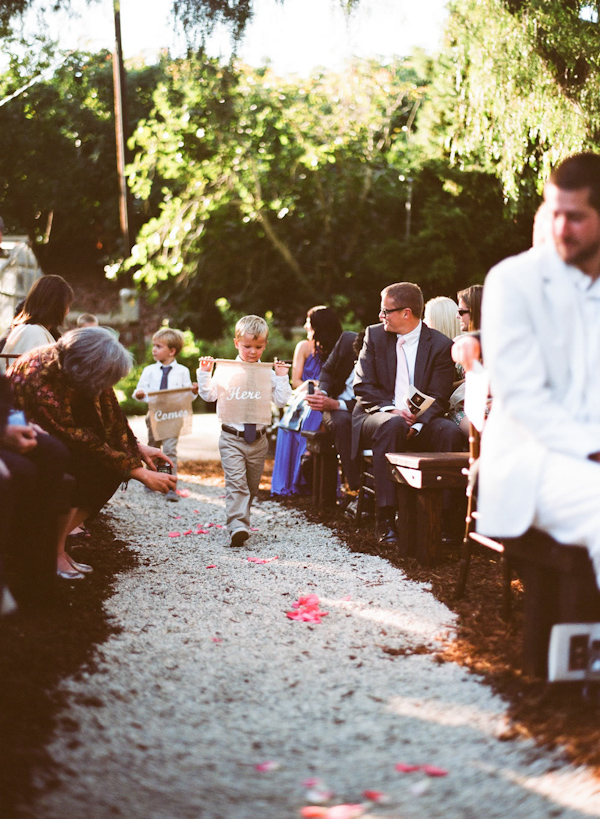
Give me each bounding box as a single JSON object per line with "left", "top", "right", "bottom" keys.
{"left": 1, "top": 457, "right": 599, "bottom": 817}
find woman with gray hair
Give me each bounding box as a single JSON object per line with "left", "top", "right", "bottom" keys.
{"left": 8, "top": 327, "right": 176, "bottom": 579}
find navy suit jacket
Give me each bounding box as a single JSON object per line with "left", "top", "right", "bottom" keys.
{"left": 351, "top": 322, "right": 455, "bottom": 458}
{"left": 319, "top": 331, "right": 358, "bottom": 411}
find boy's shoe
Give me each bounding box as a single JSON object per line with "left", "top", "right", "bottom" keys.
{"left": 166, "top": 490, "right": 179, "bottom": 502}
{"left": 230, "top": 528, "right": 250, "bottom": 547}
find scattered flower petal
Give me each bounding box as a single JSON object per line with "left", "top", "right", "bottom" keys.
{"left": 211, "top": 637, "right": 222, "bottom": 643}
{"left": 176, "top": 489, "right": 190, "bottom": 497}
{"left": 394, "top": 763, "right": 422, "bottom": 773}
{"left": 193, "top": 509, "right": 199, "bottom": 513}
{"left": 422, "top": 765, "right": 448, "bottom": 777}
{"left": 250, "top": 526, "right": 259, "bottom": 531}
{"left": 342, "top": 595, "right": 352, "bottom": 601}
{"left": 247, "top": 556, "right": 278, "bottom": 564}
{"left": 206, "top": 564, "right": 216, "bottom": 569}
{"left": 183, "top": 529, "right": 193, "bottom": 535}
{"left": 305, "top": 788, "right": 335, "bottom": 803}
{"left": 300, "top": 809, "right": 327, "bottom": 818}
{"left": 168, "top": 531, "right": 181, "bottom": 538}
{"left": 327, "top": 805, "right": 365, "bottom": 819}
{"left": 408, "top": 779, "right": 430, "bottom": 797}
{"left": 255, "top": 760, "right": 280, "bottom": 772}
{"left": 362, "top": 790, "right": 387, "bottom": 802}
{"left": 302, "top": 778, "right": 323, "bottom": 788}
{"left": 197, "top": 529, "right": 209, "bottom": 534}
{"left": 174, "top": 516, "right": 182, "bottom": 519}
{"left": 287, "top": 594, "right": 329, "bottom": 623}
{"left": 218, "top": 494, "right": 226, "bottom": 498}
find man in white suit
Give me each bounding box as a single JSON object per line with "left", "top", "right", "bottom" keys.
{"left": 477, "top": 152, "right": 600, "bottom": 588}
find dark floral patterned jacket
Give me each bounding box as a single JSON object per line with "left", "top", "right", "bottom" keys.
{"left": 9, "top": 345, "right": 142, "bottom": 478}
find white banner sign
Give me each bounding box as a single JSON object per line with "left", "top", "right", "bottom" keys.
{"left": 147, "top": 387, "right": 194, "bottom": 439}
{"left": 213, "top": 359, "right": 273, "bottom": 425}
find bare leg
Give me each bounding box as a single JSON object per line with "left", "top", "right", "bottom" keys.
{"left": 56, "top": 508, "right": 89, "bottom": 573}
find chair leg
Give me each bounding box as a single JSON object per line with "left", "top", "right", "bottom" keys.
{"left": 455, "top": 492, "right": 475, "bottom": 599}
{"left": 501, "top": 555, "right": 512, "bottom": 621}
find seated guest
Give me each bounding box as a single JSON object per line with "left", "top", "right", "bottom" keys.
{"left": 352, "top": 282, "right": 466, "bottom": 545}
{"left": 1, "top": 275, "right": 74, "bottom": 372}
{"left": 305, "top": 330, "right": 363, "bottom": 497}
{"left": 424, "top": 296, "right": 462, "bottom": 340}
{"left": 8, "top": 328, "right": 176, "bottom": 579}
{"left": 271, "top": 305, "right": 342, "bottom": 496}
{"left": 0, "top": 375, "right": 72, "bottom": 604}
{"left": 457, "top": 284, "right": 483, "bottom": 334}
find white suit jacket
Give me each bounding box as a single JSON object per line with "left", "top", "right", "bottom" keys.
{"left": 477, "top": 244, "right": 600, "bottom": 537}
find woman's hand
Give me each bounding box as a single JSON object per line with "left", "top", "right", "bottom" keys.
{"left": 138, "top": 443, "right": 174, "bottom": 472}
{"left": 129, "top": 465, "right": 177, "bottom": 494}
{"left": 1, "top": 424, "right": 38, "bottom": 454}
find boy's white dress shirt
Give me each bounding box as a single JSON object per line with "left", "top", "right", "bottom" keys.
{"left": 134, "top": 360, "right": 197, "bottom": 400}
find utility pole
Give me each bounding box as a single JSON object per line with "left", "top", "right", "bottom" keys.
{"left": 113, "top": 0, "right": 131, "bottom": 257}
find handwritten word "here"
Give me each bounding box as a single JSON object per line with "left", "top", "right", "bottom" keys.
{"left": 226, "top": 387, "right": 262, "bottom": 400}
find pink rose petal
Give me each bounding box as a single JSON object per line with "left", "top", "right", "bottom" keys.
{"left": 422, "top": 765, "right": 448, "bottom": 777}
{"left": 206, "top": 564, "right": 216, "bottom": 568}
{"left": 176, "top": 489, "right": 190, "bottom": 497}
{"left": 215, "top": 524, "right": 224, "bottom": 529}
{"left": 183, "top": 529, "right": 193, "bottom": 535}
{"left": 211, "top": 637, "right": 222, "bottom": 643}
{"left": 362, "top": 790, "right": 387, "bottom": 803}
{"left": 342, "top": 594, "right": 352, "bottom": 601}
{"left": 305, "top": 788, "right": 335, "bottom": 803}
{"left": 197, "top": 529, "right": 209, "bottom": 534}
{"left": 302, "top": 778, "right": 323, "bottom": 788}
{"left": 255, "top": 760, "right": 280, "bottom": 772}
{"left": 193, "top": 509, "right": 199, "bottom": 513}
{"left": 300, "top": 809, "right": 327, "bottom": 819}
{"left": 247, "top": 556, "right": 279, "bottom": 564}
{"left": 168, "top": 531, "right": 181, "bottom": 538}
{"left": 395, "top": 763, "right": 422, "bottom": 773}
{"left": 250, "top": 527, "right": 259, "bottom": 531}
{"left": 327, "top": 806, "right": 366, "bottom": 819}
{"left": 174, "top": 516, "right": 182, "bottom": 519}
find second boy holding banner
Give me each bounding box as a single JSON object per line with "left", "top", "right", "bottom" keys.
{"left": 198, "top": 316, "right": 291, "bottom": 547}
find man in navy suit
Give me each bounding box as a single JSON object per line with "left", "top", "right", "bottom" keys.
{"left": 353, "top": 282, "right": 465, "bottom": 545}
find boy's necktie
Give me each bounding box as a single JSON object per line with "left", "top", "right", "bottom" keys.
{"left": 160, "top": 365, "right": 172, "bottom": 390}
{"left": 243, "top": 423, "right": 257, "bottom": 444}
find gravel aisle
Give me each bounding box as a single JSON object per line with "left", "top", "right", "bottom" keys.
{"left": 31, "top": 478, "right": 600, "bottom": 818}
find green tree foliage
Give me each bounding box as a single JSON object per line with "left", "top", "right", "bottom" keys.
{"left": 0, "top": 49, "right": 165, "bottom": 272}
{"left": 119, "top": 55, "right": 432, "bottom": 334}
{"left": 424, "top": 0, "right": 600, "bottom": 206}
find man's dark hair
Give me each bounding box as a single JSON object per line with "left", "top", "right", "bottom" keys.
{"left": 550, "top": 152, "right": 600, "bottom": 213}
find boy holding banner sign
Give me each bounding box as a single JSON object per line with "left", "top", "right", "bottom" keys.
{"left": 134, "top": 328, "right": 198, "bottom": 501}
{"left": 198, "top": 316, "right": 291, "bottom": 546}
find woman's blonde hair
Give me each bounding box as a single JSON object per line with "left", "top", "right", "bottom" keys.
{"left": 424, "top": 296, "right": 461, "bottom": 340}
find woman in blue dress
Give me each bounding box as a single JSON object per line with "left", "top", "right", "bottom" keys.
{"left": 271, "top": 305, "right": 342, "bottom": 496}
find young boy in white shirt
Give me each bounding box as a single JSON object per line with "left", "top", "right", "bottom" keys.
{"left": 134, "top": 328, "right": 198, "bottom": 501}
{"left": 198, "top": 315, "right": 291, "bottom": 546}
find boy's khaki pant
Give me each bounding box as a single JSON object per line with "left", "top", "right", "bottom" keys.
{"left": 219, "top": 430, "right": 269, "bottom": 534}
{"left": 146, "top": 414, "right": 178, "bottom": 473}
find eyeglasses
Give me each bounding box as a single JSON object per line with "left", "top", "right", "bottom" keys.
{"left": 457, "top": 308, "right": 470, "bottom": 316}
{"left": 379, "top": 306, "right": 406, "bottom": 318}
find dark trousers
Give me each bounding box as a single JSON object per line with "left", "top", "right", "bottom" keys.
{"left": 360, "top": 413, "right": 466, "bottom": 507}
{"left": 0, "top": 433, "right": 72, "bottom": 605}
{"left": 323, "top": 410, "right": 361, "bottom": 491}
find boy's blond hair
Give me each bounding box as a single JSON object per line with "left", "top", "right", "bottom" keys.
{"left": 235, "top": 315, "right": 269, "bottom": 340}
{"left": 153, "top": 327, "right": 185, "bottom": 354}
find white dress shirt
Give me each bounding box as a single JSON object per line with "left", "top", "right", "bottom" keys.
{"left": 134, "top": 360, "right": 196, "bottom": 400}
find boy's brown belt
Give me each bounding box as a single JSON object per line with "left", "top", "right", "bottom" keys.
{"left": 221, "top": 425, "right": 268, "bottom": 439}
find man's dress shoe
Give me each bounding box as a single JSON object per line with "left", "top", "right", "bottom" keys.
{"left": 377, "top": 522, "right": 399, "bottom": 546}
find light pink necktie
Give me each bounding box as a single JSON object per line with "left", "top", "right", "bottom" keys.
{"left": 394, "top": 336, "right": 410, "bottom": 409}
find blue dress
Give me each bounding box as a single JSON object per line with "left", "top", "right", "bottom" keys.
{"left": 271, "top": 352, "right": 322, "bottom": 495}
